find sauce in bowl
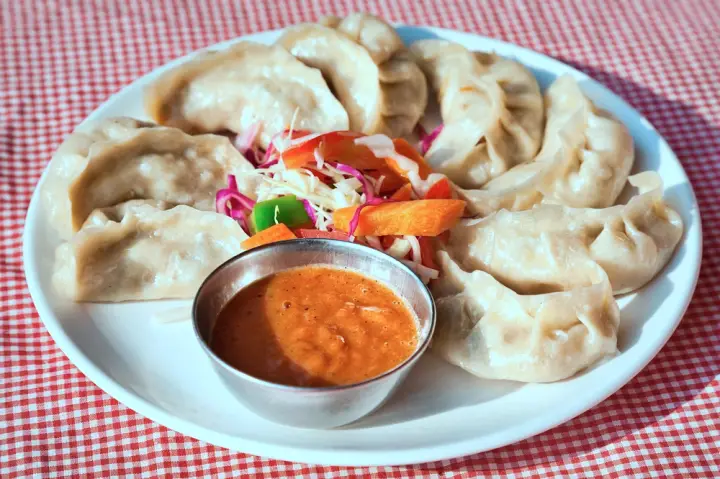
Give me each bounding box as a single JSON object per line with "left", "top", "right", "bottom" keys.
{"left": 210, "top": 265, "right": 418, "bottom": 387}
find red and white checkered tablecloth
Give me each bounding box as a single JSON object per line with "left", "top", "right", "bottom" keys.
{"left": 2, "top": 0, "right": 718, "bottom": 476}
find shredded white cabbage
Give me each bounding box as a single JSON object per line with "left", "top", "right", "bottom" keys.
{"left": 386, "top": 238, "right": 412, "bottom": 259}
{"left": 404, "top": 235, "right": 422, "bottom": 263}
{"left": 239, "top": 151, "right": 369, "bottom": 232}
{"left": 314, "top": 148, "right": 324, "bottom": 169}
{"left": 365, "top": 174, "right": 386, "bottom": 196}
{"left": 375, "top": 175, "right": 385, "bottom": 195}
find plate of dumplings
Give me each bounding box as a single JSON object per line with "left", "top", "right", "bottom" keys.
{"left": 23, "top": 12, "right": 701, "bottom": 466}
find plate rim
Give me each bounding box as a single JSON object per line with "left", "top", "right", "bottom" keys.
{"left": 22, "top": 25, "right": 703, "bottom": 466}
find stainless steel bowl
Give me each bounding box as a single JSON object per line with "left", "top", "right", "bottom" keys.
{"left": 192, "top": 239, "right": 436, "bottom": 429}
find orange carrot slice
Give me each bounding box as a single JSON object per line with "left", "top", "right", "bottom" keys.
{"left": 333, "top": 200, "right": 466, "bottom": 237}
{"left": 386, "top": 139, "right": 433, "bottom": 180}
{"left": 242, "top": 223, "right": 296, "bottom": 250}
{"left": 424, "top": 177, "right": 453, "bottom": 200}
{"left": 294, "top": 229, "right": 350, "bottom": 241}
{"left": 390, "top": 183, "right": 414, "bottom": 201}
{"left": 282, "top": 131, "right": 387, "bottom": 171}
{"left": 320, "top": 132, "right": 384, "bottom": 170}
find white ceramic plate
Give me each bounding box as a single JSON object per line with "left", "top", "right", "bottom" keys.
{"left": 23, "top": 26, "right": 702, "bottom": 466}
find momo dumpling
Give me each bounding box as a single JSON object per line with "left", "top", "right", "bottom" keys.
{"left": 66, "top": 126, "right": 253, "bottom": 233}
{"left": 458, "top": 75, "right": 634, "bottom": 216}
{"left": 53, "top": 201, "right": 248, "bottom": 302}
{"left": 277, "top": 13, "right": 427, "bottom": 137}
{"left": 446, "top": 173, "right": 684, "bottom": 295}
{"left": 431, "top": 252, "right": 619, "bottom": 382}
{"left": 539, "top": 75, "right": 634, "bottom": 207}
{"left": 145, "top": 42, "right": 348, "bottom": 148}
{"left": 42, "top": 117, "right": 156, "bottom": 239}
{"left": 410, "top": 40, "right": 544, "bottom": 188}
{"left": 320, "top": 12, "right": 403, "bottom": 64}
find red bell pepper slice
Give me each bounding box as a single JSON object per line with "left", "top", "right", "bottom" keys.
{"left": 424, "top": 177, "right": 453, "bottom": 200}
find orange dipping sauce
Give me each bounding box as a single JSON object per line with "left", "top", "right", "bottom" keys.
{"left": 210, "top": 266, "right": 418, "bottom": 387}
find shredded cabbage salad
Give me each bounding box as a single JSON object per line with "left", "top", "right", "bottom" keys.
{"left": 215, "top": 120, "right": 459, "bottom": 284}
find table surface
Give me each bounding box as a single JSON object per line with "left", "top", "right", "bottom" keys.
{"left": 2, "top": 0, "right": 719, "bottom": 477}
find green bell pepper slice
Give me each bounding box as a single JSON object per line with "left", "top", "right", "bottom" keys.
{"left": 250, "top": 195, "right": 311, "bottom": 233}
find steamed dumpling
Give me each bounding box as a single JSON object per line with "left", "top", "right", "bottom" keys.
{"left": 43, "top": 117, "right": 157, "bottom": 240}
{"left": 65, "top": 126, "right": 253, "bottom": 233}
{"left": 145, "top": 42, "right": 348, "bottom": 148}
{"left": 321, "top": 12, "right": 402, "bottom": 64}
{"left": 53, "top": 201, "right": 248, "bottom": 302}
{"left": 410, "top": 40, "right": 544, "bottom": 188}
{"left": 445, "top": 173, "right": 683, "bottom": 295}
{"left": 458, "top": 75, "right": 634, "bottom": 216}
{"left": 540, "top": 75, "right": 634, "bottom": 206}
{"left": 431, "top": 252, "right": 619, "bottom": 382}
{"left": 277, "top": 13, "right": 427, "bottom": 137}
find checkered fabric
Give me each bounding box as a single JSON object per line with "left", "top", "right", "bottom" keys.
{"left": 2, "top": 0, "right": 719, "bottom": 476}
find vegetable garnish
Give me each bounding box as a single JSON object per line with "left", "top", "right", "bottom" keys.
{"left": 242, "top": 223, "right": 296, "bottom": 250}
{"left": 335, "top": 163, "right": 375, "bottom": 200}
{"left": 228, "top": 174, "right": 239, "bottom": 191}
{"left": 424, "top": 177, "right": 453, "bottom": 200}
{"left": 388, "top": 138, "right": 433, "bottom": 180}
{"left": 295, "top": 229, "right": 350, "bottom": 241}
{"left": 257, "top": 158, "right": 279, "bottom": 169}
{"left": 265, "top": 128, "right": 314, "bottom": 162}
{"left": 250, "top": 195, "right": 311, "bottom": 233}
{"left": 384, "top": 237, "right": 412, "bottom": 259}
{"left": 400, "top": 259, "right": 440, "bottom": 283}
{"left": 365, "top": 235, "right": 383, "bottom": 250}
{"left": 418, "top": 237, "right": 438, "bottom": 270}
{"left": 234, "top": 122, "right": 262, "bottom": 154}
{"left": 282, "top": 131, "right": 379, "bottom": 171}
{"left": 390, "top": 184, "right": 413, "bottom": 201}
{"left": 216, "top": 174, "right": 256, "bottom": 233}
{"left": 301, "top": 199, "right": 317, "bottom": 224}
{"left": 314, "top": 148, "right": 325, "bottom": 169}
{"left": 333, "top": 199, "right": 466, "bottom": 237}
{"left": 353, "top": 133, "right": 446, "bottom": 197}
{"left": 418, "top": 125, "right": 443, "bottom": 155}
{"left": 220, "top": 128, "right": 464, "bottom": 283}
{"left": 404, "top": 235, "right": 422, "bottom": 263}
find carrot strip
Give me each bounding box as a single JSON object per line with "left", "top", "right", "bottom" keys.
{"left": 282, "top": 131, "right": 387, "bottom": 171}
{"left": 387, "top": 139, "right": 433, "bottom": 180}
{"left": 333, "top": 200, "right": 466, "bottom": 237}
{"left": 424, "top": 177, "right": 453, "bottom": 200}
{"left": 242, "top": 223, "right": 296, "bottom": 250}
{"left": 294, "top": 229, "right": 350, "bottom": 241}
{"left": 321, "top": 132, "right": 384, "bottom": 170}
{"left": 390, "top": 184, "right": 413, "bottom": 201}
